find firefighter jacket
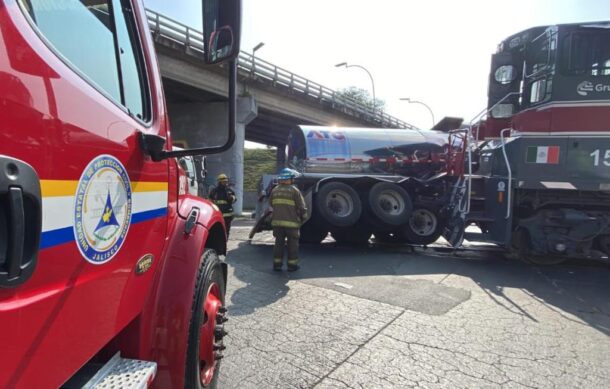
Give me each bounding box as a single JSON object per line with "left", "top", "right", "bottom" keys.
{"left": 270, "top": 183, "right": 307, "bottom": 228}
{"left": 209, "top": 185, "right": 236, "bottom": 218}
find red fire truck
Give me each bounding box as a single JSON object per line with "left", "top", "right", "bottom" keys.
{"left": 0, "top": 0, "right": 240, "bottom": 387}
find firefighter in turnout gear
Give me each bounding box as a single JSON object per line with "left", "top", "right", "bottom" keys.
{"left": 209, "top": 173, "right": 237, "bottom": 237}
{"left": 270, "top": 168, "right": 307, "bottom": 271}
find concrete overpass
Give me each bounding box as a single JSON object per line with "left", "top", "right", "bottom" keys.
{"left": 146, "top": 9, "right": 415, "bottom": 212}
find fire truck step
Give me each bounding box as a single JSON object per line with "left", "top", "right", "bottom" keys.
{"left": 82, "top": 353, "right": 157, "bottom": 389}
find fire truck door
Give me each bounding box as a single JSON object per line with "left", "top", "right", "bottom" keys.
{"left": 0, "top": 1, "right": 168, "bottom": 387}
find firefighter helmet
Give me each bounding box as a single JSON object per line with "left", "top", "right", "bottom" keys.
{"left": 217, "top": 173, "right": 228, "bottom": 182}
{"left": 278, "top": 168, "right": 297, "bottom": 181}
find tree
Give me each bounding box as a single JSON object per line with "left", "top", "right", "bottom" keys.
{"left": 336, "top": 86, "right": 385, "bottom": 111}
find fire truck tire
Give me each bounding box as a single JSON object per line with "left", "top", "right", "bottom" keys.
{"left": 300, "top": 218, "right": 328, "bottom": 244}
{"left": 316, "top": 182, "right": 362, "bottom": 227}
{"left": 186, "top": 249, "right": 226, "bottom": 389}
{"left": 400, "top": 206, "right": 443, "bottom": 245}
{"left": 368, "top": 183, "right": 413, "bottom": 226}
{"left": 332, "top": 228, "right": 371, "bottom": 245}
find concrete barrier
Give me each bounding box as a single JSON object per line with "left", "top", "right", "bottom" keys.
{"left": 243, "top": 191, "right": 259, "bottom": 211}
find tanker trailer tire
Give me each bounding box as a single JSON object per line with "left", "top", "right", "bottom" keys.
{"left": 186, "top": 249, "right": 226, "bottom": 389}
{"left": 368, "top": 183, "right": 413, "bottom": 226}
{"left": 400, "top": 206, "right": 443, "bottom": 245}
{"left": 332, "top": 228, "right": 371, "bottom": 246}
{"left": 300, "top": 218, "right": 328, "bottom": 244}
{"left": 316, "top": 182, "right": 362, "bottom": 227}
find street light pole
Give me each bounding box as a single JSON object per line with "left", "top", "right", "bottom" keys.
{"left": 335, "top": 62, "right": 376, "bottom": 112}
{"left": 400, "top": 98, "right": 436, "bottom": 127}
{"left": 252, "top": 42, "right": 265, "bottom": 74}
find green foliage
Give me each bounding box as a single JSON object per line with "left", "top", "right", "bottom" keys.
{"left": 336, "top": 86, "right": 385, "bottom": 111}
{"left": 243, "top": 148, "right": 277, "bottom": 191}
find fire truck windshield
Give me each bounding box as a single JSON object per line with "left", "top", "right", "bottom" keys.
{"left": 561, "top": 30, "right": 610, "bottom": 76}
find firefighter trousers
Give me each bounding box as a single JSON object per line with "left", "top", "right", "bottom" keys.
{"left": 224, "top": 216, "right": 233, "bottom": 238}
{"left": 272, "top": 227, "right": 299, "bottom": 267}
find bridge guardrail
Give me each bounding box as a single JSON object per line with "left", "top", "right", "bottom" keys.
{"left": 146, "top": 9, "right": 415, "bottom": 129}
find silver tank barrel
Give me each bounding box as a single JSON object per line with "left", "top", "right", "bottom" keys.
{"left": 286, "top": 125, "right": 449, "bottom": 176}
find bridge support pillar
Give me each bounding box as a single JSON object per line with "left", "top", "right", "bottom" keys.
{"left": 168, "top": 96, "right": 257, "bottom": 215}
{"left": 276, "top": 146, "right": 286, "bottom": 171}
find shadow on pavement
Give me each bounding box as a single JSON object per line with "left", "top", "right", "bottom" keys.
{"left": 226, "top": 234, "right": 610, "bottom": 334}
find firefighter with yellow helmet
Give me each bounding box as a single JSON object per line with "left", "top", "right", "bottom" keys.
{"left": 209, "top": 173, "right": 237, "bottom": 237}
{"left": 270, "top": 168, "right": 307, "bottom": 271}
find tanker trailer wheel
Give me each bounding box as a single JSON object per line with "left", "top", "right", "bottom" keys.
{"left": 316, "top": 182, "right": 362, "bottom": 227}
{"left": 300, "top": 217, "right": 328, "bottom": 244}
{"left": 332, "top": 227, "right": 371, "bottom": 246}
{"left": 368, "top": 182, "right": 413, "bottom": 226}
{"left": 186, "top": 249, "right": 227, "bottom": 388}
{"left": 400, "top": 206, "right": 443, "bottom": 245}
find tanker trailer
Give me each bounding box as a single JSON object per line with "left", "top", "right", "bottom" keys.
{"left": 250, "top": 125, "right": 461, "bottom": 245}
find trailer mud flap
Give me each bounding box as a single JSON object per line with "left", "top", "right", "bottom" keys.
{"left": 443, "top": 215, "right": 465, "bottom": 247}
{"left": 249, "top": 210, "right": 272, "bottom": 240}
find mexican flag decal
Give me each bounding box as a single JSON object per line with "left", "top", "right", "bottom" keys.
{"left": 526, "top": 146, "right": 560, "bottom": 164}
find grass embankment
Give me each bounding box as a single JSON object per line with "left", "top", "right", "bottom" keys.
{"left": 244, "top": 148, "right": 277, "bottom": 191}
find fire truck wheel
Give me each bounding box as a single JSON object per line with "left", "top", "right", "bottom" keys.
{"left": 400, "top": 207, "right": 443, "bottom": 245}
{"left": 332, "top": 228, "right": 371, "bottom": 245}
{"left": 368, "top": 183, "right": 413, "bottom": 226}
{"left": 186, "top": 249, "right": 226, "bottom": 389}
{"left": 300, "top": 218, "right": 328, "bottom": 244}
{"left": 316, "top": 182, "right": 362, "bottom": 227}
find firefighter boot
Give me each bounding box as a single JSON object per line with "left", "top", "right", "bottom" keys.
{"left": 273, "top": 259, "right": 282, "bottom": 271}
{"left": 287, "top": 259, "right": 300, "bottom": 272}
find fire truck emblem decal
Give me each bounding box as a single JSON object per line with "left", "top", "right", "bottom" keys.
{"left": 73, "top": 155, "right": 133, "bottom": 264}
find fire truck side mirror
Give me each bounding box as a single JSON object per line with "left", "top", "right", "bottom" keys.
{"left": 203, "top": 0, "right": 241, "bottom": 65}
{"left": 139, "top": 132, "right": 167, "bottom": 162}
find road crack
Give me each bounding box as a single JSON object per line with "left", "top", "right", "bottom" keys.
{"left": 311, "top": 309, "right": 405, "bottom": 388}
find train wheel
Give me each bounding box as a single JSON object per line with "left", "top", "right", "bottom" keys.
{"left": 368, "top": 183, "right": 413, "bottom": 226}
{"left": 400, "top": 207, "right": 443, "bottom": 245}
{"left": 185, "top": 250, "right": 227, "bottom": 388}
{"left": 514, "top": 229, "right": 567, "bottom": 266}
{"left": 316, "top": 182, "right": 362, "bottom": 227}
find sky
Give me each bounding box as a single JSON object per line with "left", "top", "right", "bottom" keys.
{"left": 145, "top": 0, "right": 610, "bottom": 142}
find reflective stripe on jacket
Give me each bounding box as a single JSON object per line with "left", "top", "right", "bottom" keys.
{"left": 270, "top": 184, "right": 307, "bottom": 229}
{"left": 209, "top": 186, "right": 236, "bottom": 217}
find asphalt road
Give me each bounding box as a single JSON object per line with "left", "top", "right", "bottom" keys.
{"left": 218, "top": 221, "right": 610, "bottom": 389}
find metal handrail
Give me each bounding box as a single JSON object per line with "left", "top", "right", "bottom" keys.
{"left": 462, "top": 91, "right": 521, "bottom": 213}
{"left": 145, "top": 9, "right": 415, "bottom": 129}
{"left": 500, "top": 128, "right": 512, "bottom": 219}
